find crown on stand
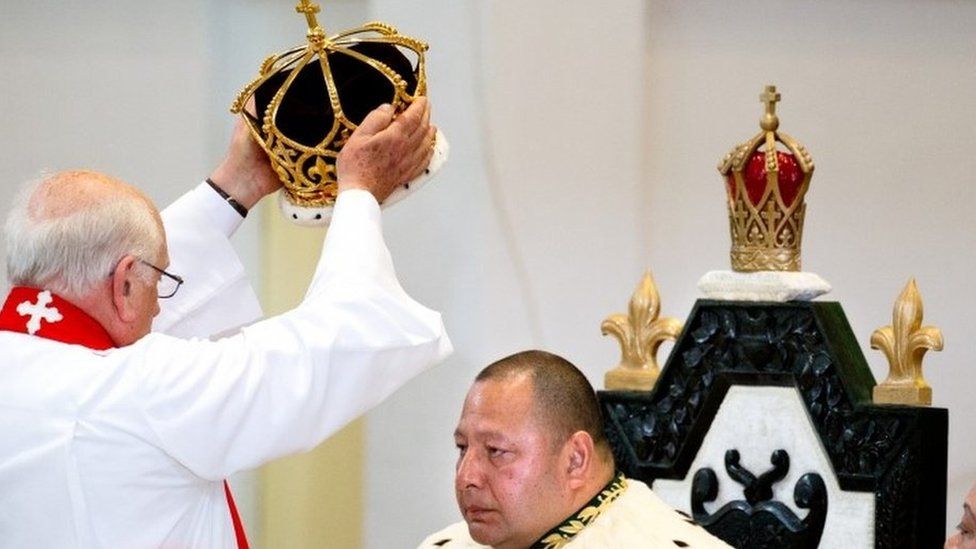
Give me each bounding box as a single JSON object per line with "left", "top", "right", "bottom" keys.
{"left": 718, "top": 86, "right": 814, "bottom": 272}
{"left": 231, "top": 1, "right": 428, "bottom": 209}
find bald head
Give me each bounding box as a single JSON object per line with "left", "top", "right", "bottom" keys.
{"left": 475, "top": 350, "right": 612, "bottom": 462}
{"left": 28, "top": 170, "right": 155, "bottom": 220}
{"left": 4, "top": 170, "right": 164, "bottom": 299}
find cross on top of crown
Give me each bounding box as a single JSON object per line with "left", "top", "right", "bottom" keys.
{"left": 296, "top": 1, "right": 321, "bottom": 30}
{"left": 760, "top": 85, "right": 781, "bottom": 132}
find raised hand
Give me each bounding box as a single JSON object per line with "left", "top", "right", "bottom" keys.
{"left": 336, "top": 97, "right": 436, "bottom": 203}
{"left": 208, "top": 98, "right": 283, "bottom": 210}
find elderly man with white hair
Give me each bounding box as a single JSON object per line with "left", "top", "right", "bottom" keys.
{"left": 0, "top": 98, "right": 451, "bottom": 548}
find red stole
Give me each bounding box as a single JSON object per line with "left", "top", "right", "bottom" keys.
{"left": 0, "top": 286, "right": 250, "bottom": 549}
{"left": 0, "top": 287, "right": 114, "bottom": 349}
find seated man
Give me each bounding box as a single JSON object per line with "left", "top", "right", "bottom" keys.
{"left": 420, "top": 350, "right": 729, "bottom": 548}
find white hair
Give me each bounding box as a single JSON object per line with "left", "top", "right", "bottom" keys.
{"left": 3, "top": 174, "right": 164, "bottom": 299}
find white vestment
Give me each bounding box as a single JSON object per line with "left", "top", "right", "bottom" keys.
{"left": 0, "top": 184, "right": 452, "bottom": 548}
{"left": 419, "top": 478, "right": 731, "bottom": 548}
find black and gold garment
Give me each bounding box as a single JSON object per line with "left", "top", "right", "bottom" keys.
{"left": 530, "top": 472, "right": 628, "bottom": 548}
{"left": 417, "top": 475, "right": 731, "bottom": 548}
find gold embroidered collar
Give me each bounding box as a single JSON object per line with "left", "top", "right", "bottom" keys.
{"left": 530, "top": 471, "right": 628, "bottom": 549}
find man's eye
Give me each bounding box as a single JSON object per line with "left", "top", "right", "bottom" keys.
{"left": 487, "top": 446, "right": 507, "bottom": 458}
{"left": 455, "top": 444, "right": 467, "bottom": 456}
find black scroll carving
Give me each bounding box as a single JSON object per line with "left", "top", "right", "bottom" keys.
{"left": 690, "top": 449, "right": 827, "bottom": 549}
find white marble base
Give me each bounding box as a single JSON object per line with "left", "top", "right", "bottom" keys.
{"left": 697, "top": 270, "right": 831, "bottom": 302}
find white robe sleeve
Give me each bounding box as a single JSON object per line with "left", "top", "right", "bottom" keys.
{"left": 122, "top": 189, "right": 452, "bottom": 480}
{"left": 152, "top": 182, "right": 262, "bottom": 338}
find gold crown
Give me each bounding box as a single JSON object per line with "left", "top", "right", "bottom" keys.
{"left": 230, "top": 1, "right": 429, "bottom": 209}
{"left": 718, "top": 86, "right": 814, "bottom": 272}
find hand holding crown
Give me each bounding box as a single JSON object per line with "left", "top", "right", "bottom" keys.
{"left": 337, "top": 98, "right": 436, "bottom": 203}
{"left": 231, "top": 1, "right": 448, "bottom": 225}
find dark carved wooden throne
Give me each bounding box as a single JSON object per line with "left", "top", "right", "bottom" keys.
{"left": 598, "top": 300, "right": 947, "bottom": 548}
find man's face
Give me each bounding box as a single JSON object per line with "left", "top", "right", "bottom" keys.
{"left": 947, "top": 485, "right": 976, "bottom": 549}
{"left": 454, "top": 375, "right": 568, "bottom": 549}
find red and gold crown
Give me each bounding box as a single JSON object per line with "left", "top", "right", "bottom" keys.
{"left": 718, "top": 86, "right": 814, "bottom": 272}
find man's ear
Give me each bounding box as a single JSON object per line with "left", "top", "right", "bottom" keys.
{"left": 111, "top": 255, "right": 139, "bottom": 322}
{"left": 564, "top": 431, "right": 595, "bottom": 489}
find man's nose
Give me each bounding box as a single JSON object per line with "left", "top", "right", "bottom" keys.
{"left": 456, "top": 450, "right": 483, "bottom": 489}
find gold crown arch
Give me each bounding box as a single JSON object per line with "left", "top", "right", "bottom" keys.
{"left": 718, "top": 86, "right": 815, "bottom": 272}
{"left": 230, "top": 0, "right": 429, "bottom": 208}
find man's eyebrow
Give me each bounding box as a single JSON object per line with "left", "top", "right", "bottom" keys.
{"left": 452, "top": 428, "right": 509, "bottom": 442}
{"left": 479, "top": 430, "right": 511, "bottom": 443}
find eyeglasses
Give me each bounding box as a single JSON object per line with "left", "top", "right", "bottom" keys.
{"left": 138, "top": 259, "right": 184, "bottom": 299}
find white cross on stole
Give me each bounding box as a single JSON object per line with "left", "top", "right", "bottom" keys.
{"left": 16, "top": 290, "right": 63, "bottom": 335}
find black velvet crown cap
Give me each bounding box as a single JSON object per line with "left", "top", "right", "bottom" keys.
{"left": 252, "top": 42, "right": 419, "bottom": 150}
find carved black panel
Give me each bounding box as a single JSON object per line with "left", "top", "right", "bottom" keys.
{"left": 599, "top": 300, "right": 948, "bottom": 549}
{"left": 691, "top": 449, "right": 827, "bottom": 549}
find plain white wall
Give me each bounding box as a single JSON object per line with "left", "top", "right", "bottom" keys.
{"left": 0, "top": 1, "right": 211, "bottom": 207}
{"left": 4, "top": 0, "right": 976, "bottom": 546}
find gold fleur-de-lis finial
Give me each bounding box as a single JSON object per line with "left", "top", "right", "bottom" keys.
{"left": 602, "top": 272, "right": 683, "bottom": 391}
{"left": 871, "top": 278, "right": 943, "bottom": 405}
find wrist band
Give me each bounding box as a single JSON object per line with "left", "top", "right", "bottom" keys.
{"left": 205, "top": 178, "right": 248, "bottom": 218}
